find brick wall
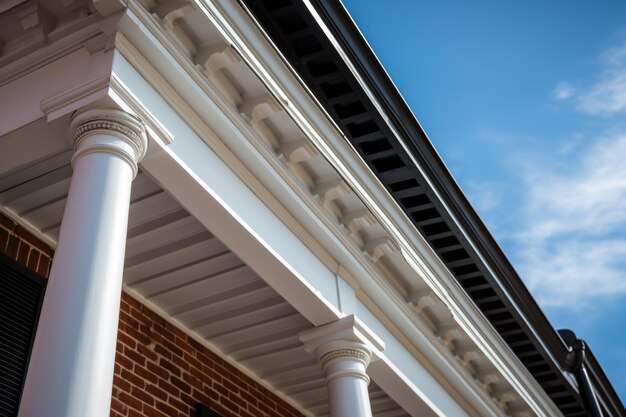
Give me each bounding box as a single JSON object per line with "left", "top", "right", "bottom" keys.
{"left": 113, "top": 293, "right": 304, "bottom": 417}
{"left": 0, "top": 213, "right": 53, "bottom": 277}
{"left": 0, "top": 211, "right": 305, "bottom": 417}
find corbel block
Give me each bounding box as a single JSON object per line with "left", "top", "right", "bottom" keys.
{"left": 279, "top": 139, "right": 317, "bottom": 164}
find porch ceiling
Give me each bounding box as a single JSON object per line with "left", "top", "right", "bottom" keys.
{"left": 0, "top": 147, "right": 410, "bottom": 417}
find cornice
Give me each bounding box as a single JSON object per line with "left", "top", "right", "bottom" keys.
{"left": 227, "top": 2, "right": 565, "bottom": 416}
{"left": 203, "top": 2, "right": 553, "bottom": 415}
{"left": 0, "top": 10, "right": 123, "bottom": 87}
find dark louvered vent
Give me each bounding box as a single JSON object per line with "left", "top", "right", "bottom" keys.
{"left": 0, "top": 254, "right": 46, "bottom": 417}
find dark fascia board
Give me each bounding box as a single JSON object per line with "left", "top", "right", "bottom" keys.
{"left": 304, "top": 0, "right": 625, "bottom": 415}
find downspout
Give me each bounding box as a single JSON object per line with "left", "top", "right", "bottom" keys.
{"left": 559, "top": 329, "right": 604, "bottom": 417}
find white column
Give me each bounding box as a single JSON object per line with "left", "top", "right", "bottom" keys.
{"left": 19, "top": 109, "right": 147, "bottom": 417}
{"left": 300, "top": 316, "right": 385, "bottom": 417}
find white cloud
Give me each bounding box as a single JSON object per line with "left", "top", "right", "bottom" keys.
{"left": 551, "top": 39, "right": 626, "bottom": 115}
{"left": 515, "top": 135, "right": 626, "bottom": 309}
{"left": 576, "top": 70, "right": 626, "bottom": 115}
{"left": 552, "top": 82, "right": 575, "bottom": 100}
{"left": 601, "top": 41, "right": 626, "bottom": 66}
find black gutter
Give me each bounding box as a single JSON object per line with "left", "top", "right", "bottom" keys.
{"left": 561, "top": 333, "right": 604, "bottom": 417}
{"left": 561, "top": 329, "right": 625, "bottom": 417}
{"left": 238, "top": 1, "right": 626, "bottom": 416}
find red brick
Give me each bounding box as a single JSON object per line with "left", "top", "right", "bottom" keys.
{"left": 162, "top": 338, "right": 184, "bottom": 358}
{"left": 135, "top": 364, "right": 159, "bottom": 385}
{"left": 257, "top": 402, "right": 273, "bottom": 415}
{"left": 116, "top": 353, "right": 134, "bottom": 371}
{"left": 37, "top": 255, "right": 50, "bottom": 277}
{"left": 137, "top": 344, "right": 158, "bottom": 362}
{"left": 179, "top": 391, "right": 197, "bottom": 408}
{"left": 187, "top": 336, "right": 205, "bottom": 353}
{"left": 183, "top": 351, "right": 203, "bottom": 371}
{"left": 141, "top": 405, "right": 168, "bottom": 417}
{"left": 154, "top": 343, "right": 172, "bottom": 360}
{"left": 145, "top": 383, "right": 168, "bottom": 402}
{"left": 171, "top": 354, "right": 190, "bottom": 372}
{"left": 111, "top": 397, "right": 128, "bottom": 415}
{"left": 146, "top": 361, "right": 169, "bottom": 380}
{"left": 223, "top": 379, "right": 240, "bottom": 395}
{"left": 126, "top": 325, "right": 151, "bottom": 346}
{"left": 26, "top": 250, "right": 40, "bottom": 272}
{"left": 202, "top": 365, "right": 223, "bottom": 384}
{"left": 117, "top": 331, "right": 137, "bottom": 349}
{"left": 121, "top": 368, "right": 146, "bottom": 389}
{"left": 190, "top": 388, "right": 214, "bottom": 408}
{"left": 111, "top": 292, "right": 304, "bottom": 417}
{"left": 154, "top": 400, "right": 178, "bottom": 416}
{"left": 214, "top": 383, "right": 229, "bottom": 397}
{"left": 168, "top": 395, "right": 190, "bottom": 414}
{"left": 113, "top": 374, "right": 132, "bottom": 393}
{"left": 164, "top": 321, "right": 187, "bottom": 340}
{"left": 182, "top": 372, "right": 203, "bottom": 391}
{"left": 0, "top": 227, "right": 9, "bottom": 252}
{"left": 118, "top": 391, "right": 143, "bottom": 412}
{"left": 6, "top": 235, "right": 19, "bottom": 259}
{"left": 241, "top": 390, "right": 258, "bottom": 408}
{"left": 119, "top": 311, "right": 138, "bottom": 329}
{"left": 239, "top": 409, "right": 255, "bottom": 417}
{"left": 16, "top": 242, "right": 29, "bottom": 265}
{"left": 0, "top": 213, "right": 15, "bottom": 230}
{"left": 131, "top": 385, "right": 155, "bottom": 406}
{"left": 157, "top": 378, "right": 180, "bottom": 397}
{"left": 123, "top": 293, "right": 142, "bottom": 309}
{"left": 227, "top": 392, "right": 248, "bottom": 409}
{"left": 212, "top": 403, "right": 233, "bottom": 417}
{"left": 14, "top": 225, "right": 53, "bottom": 256}
{"left": 170, "top": 375, "right": 191, "bottom": 395}
{"left": 124, "top": 347, "right": 147, "bottom": 367}
{"left": 248, "top": 404, "right": 266, "bottom": 417}
{"left": 158, "top": 357, "right": 180, "bottom": 377}
{"left": 127, "top": 409, "right": 145, "bottom": 417}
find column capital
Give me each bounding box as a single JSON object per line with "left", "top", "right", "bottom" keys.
{"left": 299, "top": 315, "right": 385, "bottom": 367}
{"left": 70, "top": 109, "right": 148, "bottom": 177}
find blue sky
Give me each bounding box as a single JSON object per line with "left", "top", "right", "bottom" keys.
{"left": 342, "top": 0, "right": 626, "bottom": 402}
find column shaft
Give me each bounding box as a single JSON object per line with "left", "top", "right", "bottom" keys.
{"left": 324, "top": 354, "right": 373, "bottom": 417}
{"left": 19, "top": 110, "right": 146, "bottom": 417}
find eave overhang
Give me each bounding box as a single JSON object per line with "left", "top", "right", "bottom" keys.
{"left": 237, "top": 1, "right": 626, "bottom": 416}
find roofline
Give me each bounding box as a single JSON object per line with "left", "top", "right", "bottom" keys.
{"left": 308, "top": 1, "right": 625, "bottom": 414}
{"left": 237, "top": 0, "right": 624, "bottom": 415}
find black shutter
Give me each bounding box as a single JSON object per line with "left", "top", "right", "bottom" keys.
{"left": 0, "top": 253, "right": 46, "bottom": 417}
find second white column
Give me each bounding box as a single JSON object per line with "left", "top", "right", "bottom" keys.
{"left": 300, "top": 316, "right": 385, "bottom": 417}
